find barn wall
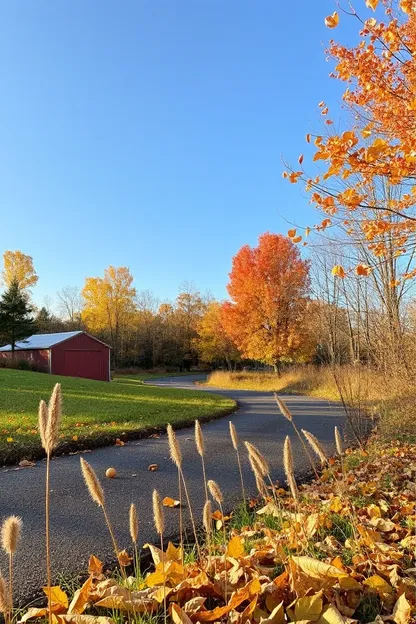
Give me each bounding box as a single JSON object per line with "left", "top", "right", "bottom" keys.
{"left": 51, "top": 333, "right": 110, "bottom": 381}
{"left": 0, "top": 349, "right": 49, "bottom": 372}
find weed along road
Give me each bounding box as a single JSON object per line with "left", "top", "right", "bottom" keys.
{"left": 0, "top": 375, "right": 345, "bottom": 605}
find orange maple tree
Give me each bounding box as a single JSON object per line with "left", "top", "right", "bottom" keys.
{"left": 222, "top": 233, "right": 310, "bottom": 372}
{"left": 284, "top": 0, "right": 416, "bottom": 282}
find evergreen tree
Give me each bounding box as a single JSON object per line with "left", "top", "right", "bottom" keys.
{"left": 0, "top": 279, "right": 35, "bottom": 355}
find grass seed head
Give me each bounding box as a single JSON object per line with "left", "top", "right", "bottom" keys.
{"left": 302, "top": 429, "right": 328, "bottom": 465}
{"left": 1, "top": 516, "right": 22, "bottom": 555}
{"left": 248, "top": 452, "right": 265, "bottom": 481}
{"left": 80, "top": 458, "right": 104, "bottom": 507}
{"left": 152, "top": 489, "right": 164, "bottom": 535}
{"left": 0, "top": 573, "right": 10, "bottom": 613}
{"left": 287, "top": 474, "right": 299, "bottom": 503}
{"left": 229, "top": 421, "right": 239, "bottom": 450}
{"left": 203, "top": 499, "right": 212, "bottom": 534}
{"left": 195, "top": 420, "right": 205, "bottom": 457}
{"left": 45, "top": 383, "right": 62, "bottom": 453}
{"left": 129, "top": 503, "right": 138, "bottom": 544}
{"left": 274, "top": 393, "right": 293, "bottom": 422}
{"left": 207, "top": 479, "right": 223, "bottom": 505}
{"left": 38, "top": 399, "right": 48, "bottom": 451}
{"left": 283, "top": 436, "right": 299, "bottom": 502}
{"left": 167, "top": 423, "right": 182, "bottom": 468}
{"left": 255, "top": 474, "right": 268, "bottom": 499}
{"left": 244, "top": 441, "right": 269, "bottom": 476}
{"left": 334, "top": 426, "right": 343, "bottom": 456}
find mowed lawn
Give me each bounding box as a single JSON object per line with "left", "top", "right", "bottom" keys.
{"left": 0, "top": 369, "right": 235, "bottom": 464}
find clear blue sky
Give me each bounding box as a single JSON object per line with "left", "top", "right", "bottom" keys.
{"left": 0, "top": 1, "right": 358, "bottom": 308}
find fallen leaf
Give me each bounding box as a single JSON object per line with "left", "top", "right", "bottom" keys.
{"left": 260, "top": 602, "right": 284, "bottom": 624}
{"left": 148, "top": 464, "right": 159, "bottom": 471}
{"left": 226, "top": 535, "right": 244, "bottom": 558}
{"left": 363, "top": 575, "right": 393, "bottom": 595}
{"left": 294, "top": 593, "right": 323, "bottom": 622}
{"left": 19, "top": 459, "right": 35, "bottom": 467}
{"left": 88, "top": 555, "right": 103, "bottom": 577}
{"left": 43, "top": 586, "right": 69, "bottom": 611}
{"left": 68, "top": 577, "right": 93, "bottom": 615}
{"left": 118, "top": 550, "right": 132, "bottom": 567}
{"left": 163, "top": 496, "right": 180, "bottom": 508}
{"left": 171, "top": 603, "right": 193, "bottom": 624}
{"left": 392, "top": 593, "right": 411, "bottom": 624}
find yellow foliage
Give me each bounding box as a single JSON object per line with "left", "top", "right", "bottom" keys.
{"left": 2, "top": 250, "right": 38, "bottom": 289}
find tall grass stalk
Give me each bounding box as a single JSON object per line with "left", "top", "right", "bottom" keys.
{"left": 129, "top": 503, "right": 139, "bottom": 577}
{"left": 38, "top": 383, "right": 61, "bottom": 624}
{"left": 152, "top": 490, "right": 166, "bottom": 624}
{"left": 0, "top": 573, "right": 10, "bottom": 624}
{"left": 167, "top": 424, "right": 201, "bottom": 560}
{"left": 203, "top": 500, "right": 212, "bottom": 569}
{"left": 274, "top": 393, "right": 319, "bottom": 479}
{"left": 1, "top": 516, "right": 21, "bottom": 624}
{"left": 207, "top": 480, "right": 227, "bottom": 599}
{"left": 79, "top": 458, "right": 126, "bottom": 584}
{"left": 195, "top": 420, "right": 209, "bottom": 503}
{"left": 229, "top": 422, "right": 246, "bottom": 504}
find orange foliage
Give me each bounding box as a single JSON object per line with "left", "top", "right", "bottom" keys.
{"left": 287, "top": 1, "right": 416, "bottom": 278}
{"left": 221, "top": 233, "right": 310, "bottom": 369}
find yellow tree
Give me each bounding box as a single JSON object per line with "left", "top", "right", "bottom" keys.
{"left": 82, "top": 266, "right": 136, "bottom": 364}
{"left": 197, "top": 301, "right": 240, "bottom": 369}
{"left": 2, "top": 250, "right": 38, "bottom": 289}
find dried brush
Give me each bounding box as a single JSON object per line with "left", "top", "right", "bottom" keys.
{"left": 283, "top": 436, "right": 299, "bottom": 503}
{"left": 302, "top": 429, "right": 328, "bottom": 465}
{"left": 229, "top": 422, "right": 246, "bottom": 504}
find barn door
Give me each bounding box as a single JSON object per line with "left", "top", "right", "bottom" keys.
{"left": 63, "top": 349, "right": 105, "bottom": 381}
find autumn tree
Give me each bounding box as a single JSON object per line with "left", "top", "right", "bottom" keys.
{"left": 0, "top": 280, "right": 35, "bottom": 354}
{"left": 2, "top": 250, "right": 38, "bottom": 290}
{"left": 197, "top": 301, "right": 240, "bottom": 369}
{"left": 175, "top": 283, "right": 207, "bottom": 368}
{"left": 222, "top": 233, "right": 310, "bottom": 373}
{"left": 82, "top": 266, "right": 136, "bottom": 364}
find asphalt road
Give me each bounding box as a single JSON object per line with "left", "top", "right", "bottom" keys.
{"left": 0, "top": 375, "right": 345, "bottom": 605}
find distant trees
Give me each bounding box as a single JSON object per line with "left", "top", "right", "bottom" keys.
{"left": 197, "top": 302, "right": 240, "bottom": 369}
{"left": 222, "top": 233, "right": 310, "bottom": 373}
{"left": 56, "top": 286, "right": 83, "bottom": 328}
{"left": 81, "top": 266, "right": 137, "bottom": 365}
{"left": 2, "top": 251, "right": 38, "bottom": 290}
{"left": 0, "top": 280, "right": 35, "bottom": 355}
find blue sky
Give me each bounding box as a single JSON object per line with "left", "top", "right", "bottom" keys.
{"left": 0, "top": 1, "right": 358, "bottom": 308}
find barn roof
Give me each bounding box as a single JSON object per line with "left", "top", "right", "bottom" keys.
{"left": 0, "top": 331, "right": 83, "bottom": 351}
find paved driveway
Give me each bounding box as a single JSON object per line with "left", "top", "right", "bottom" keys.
{"left": 0, "top": 375, "right": 345, "bottom": 604}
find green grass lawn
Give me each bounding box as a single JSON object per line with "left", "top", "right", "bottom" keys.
{"left": 0, "top": 369, "right": 235, "bottom": 465}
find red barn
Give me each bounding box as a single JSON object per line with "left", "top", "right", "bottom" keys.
{"left": 0, "top": 331, "right": 111, "bottom": 381}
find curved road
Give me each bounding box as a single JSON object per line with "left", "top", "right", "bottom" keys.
{"left": 0, "top": 375, "right": 345, "bottom": 605}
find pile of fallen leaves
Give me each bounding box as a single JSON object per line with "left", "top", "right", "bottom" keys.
{"left": 19, "top": 441, "right": 415, "bottom": 624}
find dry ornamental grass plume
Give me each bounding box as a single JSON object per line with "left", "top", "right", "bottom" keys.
{"left": 335, "top": 426, "right": 343, "bottom": 456}
{"left": 129, "top": 503, "right": 138, "bottom": 544}
{"left": 167, "top": 424, "right": 182, "bottom": 468}
{"left": 229, "top": 421, "right": 239, "bottom": 450}
{"left": 0, "top": 573, "right": 9, "bottom": 614}
{"left": 203, "top": 499, "right": 212, "bottom": 534}
{"left": 207, "top": 479, "right": 223, "bottom": 505}
{"left": 248, "top": 451, "right": 265, "bottom": 480}
{"left": 45, "top": 383, "right": 62, "bottom": 453}
{"left": 274, "top": 393, "right": 293, "bottom": 421}
{"left": 38, "top": 400, "right": 48, "bottom": 451}
{"left": 245, "top": 441, "right": 269, "bottom": 476}
{"left": 152, "top": 490, "right": 164, "bottom": 535}
{"left": 302, "top": 429, "right": 328, "bottom": 465}
{"left": 80, "top": 458, "right": 104, "bottom": 507}
{"left": 195, "top": 420, "right": 205, "bottom": 457}
{"left": 255, "top": 473, "right": 269, "bottom": 500}
{"left": 1, "top": 517, "right": 22, "bottom": 555}
{"left": 283, "top": 436, "right": 299, "bottom": 503}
